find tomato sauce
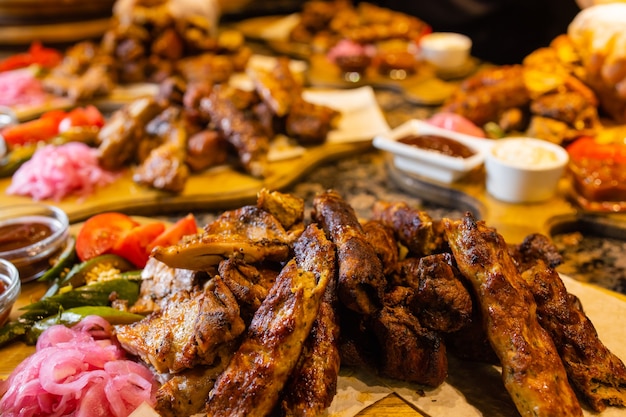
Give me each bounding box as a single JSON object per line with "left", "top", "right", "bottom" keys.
{"left": 398, "top": 134, "right": 476, "bottom": 158}
{"left": 0, "top": 221, "right": 54, "bottom": 252}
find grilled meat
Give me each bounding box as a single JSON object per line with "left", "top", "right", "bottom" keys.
{"left": 115, "top": 275, "right": 245, "bottom": 374}
{"left": 130, "top": 257, "right": 211, "bottom": 315}
{"left": 218, "top": 257, "right": 278, "bottom": 322}
{"left": 155, "top": 364, "right": 227, "bottom": 417}
{"left": 97, "top": 97, "right": 165, "bottom": 170}
{"left": 443, "top": 213, "right": 583, "bottom": 417}
{"left": 512, "top": 233, "right": 626, "bottom": 412}
{"left": 361, "top": 220, "right": 398, "bottom": 276}
{"left": 280, "top": 224, "right": 340, "bottom": 417}
{"left": 133, "top": 141, "right": 189, "bottom": 193}
{"left": 399, "top": 253, "right": 473, "bottom": 333}
{"left": 249, "top": 57, "right": 302, "bottom": 118}
{"left": 201, "top": 84, "right": 270, "bottom": 178}
{"left": 285, "top": 97, "right": 339, "bottom": 145}
{"left": 312, "top": 189, "right": 386, "bottom": 315}
{"left": 205, "top": 224, "right": 334, "bottom": 417}
{"left": 152, "top": 205, "right": 292, "bottom": 271}
{"left": 372, "top": 200, "right": 447, "bottom": 258}
{"left": 369, "top": 303, "right": 448, "bottom": 387}
{"left": 256, "top": 188, "right": 305, "bottom": 234}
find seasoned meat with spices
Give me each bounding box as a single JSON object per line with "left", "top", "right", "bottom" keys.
{"left": 133, "top": 141, "right": 189, "bottom": 193}
{"left": 443, "top": 213, "right": 583, "bottom": 417}
{"left": 218, "top": 257, "right": 278, "bottom": 322}
{"left": 280, "top": 224, "right": 339, "bottom": 417}
{"left": 201, "top": 84, "right": 270, "bottom": 177}
{"left": 398, "top": 253, "right": 473, "bottom": 333}
{"left": 512, "top": 233, "right": 626, "bottom": 412}
{"left": 130, "top": 257, "right": 210, "bottom": 315}
{"left": 152, "top": 205, "right": 292, "bottom": 271}
{"left": 205, "top": 224, "right": 334, "bottom": 417}
{"left": 369, "top": 304, "right": 448, "bottom": 387}
{"left": 372, "top": 200, "right": 447, "bottom": 257}
{"left": 312, "top": 190, "right": 386, "bottom": 315}
{"left": 361, "top": 220, "right": 398, "bottom": 276}
{"left": 115, "top": 276, "right": 245, "bottom": 374}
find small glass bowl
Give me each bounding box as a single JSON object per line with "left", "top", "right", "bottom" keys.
{"left": 0, "top": 258, "right": 20, "bottom": 326}
{"left": 0, "top": 204, "right": 70, "bottom": 282}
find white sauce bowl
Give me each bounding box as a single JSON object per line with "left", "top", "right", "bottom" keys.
{"left": 419, "top": 32, "right": 472, "bottom": 70}
{"left": 485, "top": 137, "right": 569, "bottom": 203}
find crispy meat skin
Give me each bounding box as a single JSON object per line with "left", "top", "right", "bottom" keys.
{"left": 250, "top": 57, "right": 301, "bottom": 117}
{"left": 152, "top": 205, "right": 291, "bottom": 271}
{"left": 205, "top": 224, "right": 333, "bottom": 417}
{"left": 312, "top": 190, "right": 386, "bottom": 315}
{"left": 372, "top": 200, "right": 446, "bottom": 258}
{"left": 155, "top": 364, "right": 226, "bottom": 417}
{"left": 370, "top": 304, "right": 448, "bottom": 387}
{"left": 115, "top": 276, "right": 245, "bottom": 374}
{"left": 280, "top": 224, "right": 340, "bottom": 416}
{"left": 405, "top": 253, "right": 473, "bottom": 333}
{"left": 513, "top": 234, "right": 626, "bottom": 412}
{"left": 361, "top": 220, "right": 399, "bottom": 276}
{"left": 443, "top": 213, "right": 583, "bottom": 417}
{"left": 130, "top": 257, "right": 209, "bottom": 315}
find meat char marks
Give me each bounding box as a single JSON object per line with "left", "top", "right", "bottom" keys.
{"left": 444, "top": 213, "right": 583, "bottom": 417}
{"left": 205, "top": 224, "right": 335, "bottom": 417}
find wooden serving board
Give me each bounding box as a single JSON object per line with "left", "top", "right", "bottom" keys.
{"left": 0, "top": 140, "right": 374, "bottom": 223}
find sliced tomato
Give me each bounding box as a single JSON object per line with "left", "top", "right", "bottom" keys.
{"left": 0, "top": 41, "right": 62, "bottom": 72}
{"left": 58, "top": 105, "right": 105, "bottom": 133}
{"left": 111, "top": 222, "right": 166, "bottom": 268}
{"left": 75, "top": 213, "right": 140, "bottom": 262}
{"left": 1, "top": 112, "right": 65, "bottom": 147}
{"left": 147, "top": 214, "right": 198, "bottom": 253}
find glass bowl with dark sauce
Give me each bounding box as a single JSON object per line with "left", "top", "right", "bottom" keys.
{"left": 0, "top": 204, "right": 69, "bottom": 282}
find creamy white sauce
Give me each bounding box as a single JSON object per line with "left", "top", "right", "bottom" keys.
{"left": 492, "top": 139, "right": 560, "bottom": 168}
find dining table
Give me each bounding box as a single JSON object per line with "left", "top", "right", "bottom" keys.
{"left": 2, "top": 10, "right": 626, "bottom": 417}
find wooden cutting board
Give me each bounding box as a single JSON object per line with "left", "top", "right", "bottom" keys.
{"left": 0, "top": 140, "right": 373, "bottom": 223}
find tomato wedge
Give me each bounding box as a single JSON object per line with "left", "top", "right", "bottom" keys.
{"left": 58, "top": 105, "right": 105, "bottom": 133}
{"left": 147, "top": 214, "right": 198, "bottom": 253}
{"left": 1, "top": 110, "right": 66, "bottom": 147}
{"left": 111, "top": 222, "right": 166, "bottom": 268}
{"left": 75, "top": 213, "right": 140, "bottom": 262}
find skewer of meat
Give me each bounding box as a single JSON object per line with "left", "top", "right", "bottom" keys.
{"left": 512, "top": 234, "right": 626, "bottom": 412}
{"left": 205, "top": 224, "right": 334, "bottom": 417}
{"left": 443, "top": 213, "right": 583, "bottom": 417}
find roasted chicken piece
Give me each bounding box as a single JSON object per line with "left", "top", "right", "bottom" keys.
{"left": 152, "top": 205, "right": 292, "bottom": 271}
{"left": 443, "top": 213, "right": 583, "bottom": 417}
{"left": 205, "top": 224, "right": 334, "bottom": 417}
{"left": 372, "top": 200, "right": 447, "bottom": 258}
{"left": 512, "top": 233, "right": 626, "bottom": 412}
{"left": 115, "top": 275, "right": 245, "bottom": 374}
{"left": 312, "top": 190, "right": 386, "bottom": 315}
{"left": 279, "top": 223, "right": 340, "bottom": 417}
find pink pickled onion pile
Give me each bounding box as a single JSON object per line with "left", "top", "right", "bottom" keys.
{"left": 6, "top": 142, "right": 120, "bottom": 201}
{"left": 426, "top": 112, "right": 486, "bottom": 137}
{"left": 0, "top": 68, "right": 47, "bottom": 107}
{"left": 0, "top": 316, "right": 157, "bottom": 417}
